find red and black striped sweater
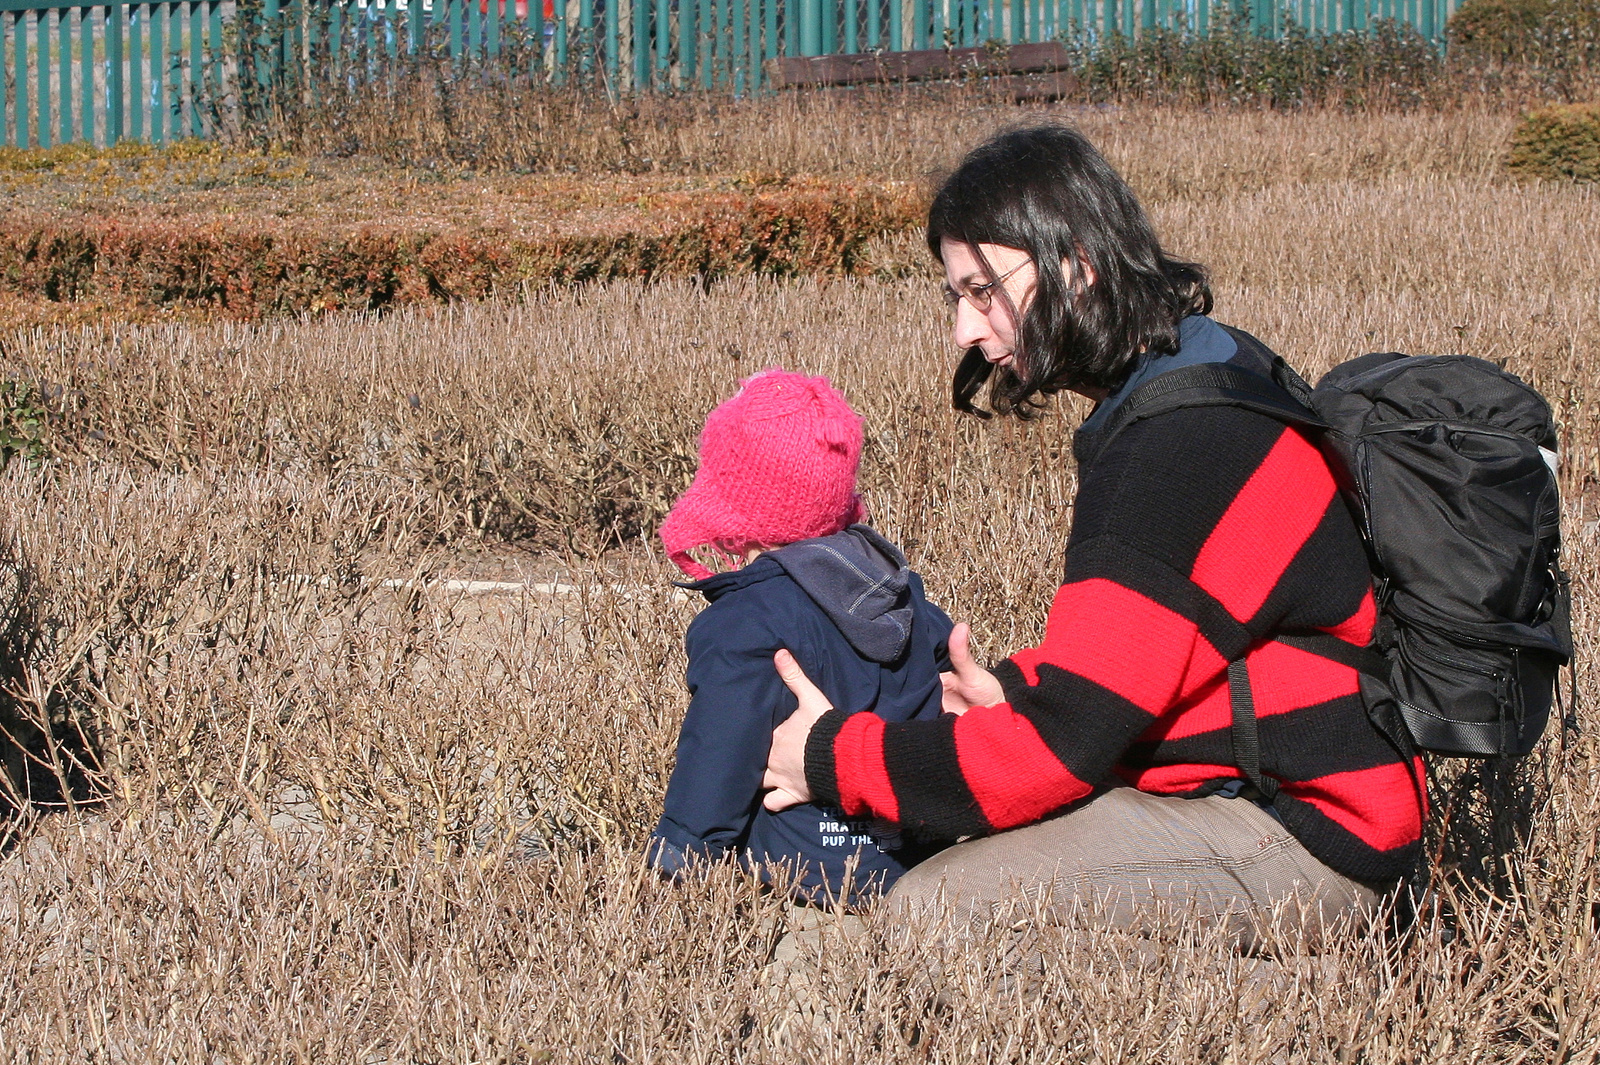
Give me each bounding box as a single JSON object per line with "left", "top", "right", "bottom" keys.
{"left": 805, "top": 354, "right": 1426, "bottom": 886}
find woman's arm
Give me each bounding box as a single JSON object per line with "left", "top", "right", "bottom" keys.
{"left": 767, "top": 410, "right": 1369, "bottom": 841}
{"left": 761, "top": 623, "right": 1001, "bottom": 809}
{"left": 793, "top": 561, "right": 1217, "bottom": 839}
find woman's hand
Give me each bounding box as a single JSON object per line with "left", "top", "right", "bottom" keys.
{"left": 761, "top": 649, "right": 834, "bottom": 812}
{"left": 761, "top": 627, "right": 1004, "bottom": 813}
{"left": 940, "top": 622, "right": 1006, "bottom": 715}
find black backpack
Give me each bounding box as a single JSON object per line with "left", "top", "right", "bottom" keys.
{"left": 1096, "top": 342, "right": 1573, "bottom": 788}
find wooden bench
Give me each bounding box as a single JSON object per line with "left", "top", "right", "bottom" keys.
{"left": 764, "top": 41, "right": 1079, "bottom": 100}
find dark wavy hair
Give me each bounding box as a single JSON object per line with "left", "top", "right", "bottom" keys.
{"left": 927, "top": 125, "right": 1212, "bottom": 418}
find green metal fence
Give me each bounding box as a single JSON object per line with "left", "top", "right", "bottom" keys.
{"left": 0, "top": 0, "right": 225, "bottom": 148}
{"left": 0, "top": 0, "right": 1461, "bottom": 149}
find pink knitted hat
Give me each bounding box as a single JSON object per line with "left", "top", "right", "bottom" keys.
{"left": 661, "top": 369, "right": 866, "bottom": 580}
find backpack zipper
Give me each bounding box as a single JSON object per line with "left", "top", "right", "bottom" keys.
{"left": 1394, "top": 618, "right": 1509, "bottom": 679}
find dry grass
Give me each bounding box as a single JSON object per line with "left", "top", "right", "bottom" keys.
{"left": 261, "top": 80, "right": 1521, "bottom": 182}
{"left": 0, "top": 103, "right": 1596, "bottom": 1060}
{"left": 0, "top": 100, "right": 1521, "bottom": 202}
{"left": 0, "top": 100, "right": 1524, "bottom": 326}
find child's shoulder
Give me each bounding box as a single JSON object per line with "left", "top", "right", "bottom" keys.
{"left": 684, "top": 559, "right": 821, "bottom": 645}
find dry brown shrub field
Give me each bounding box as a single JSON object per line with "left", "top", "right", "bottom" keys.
{"left": 0, "top": 100, "right": 1596, "bottom": 1060}
{"left": 0, "top": 140, "right": 918, "bottom": 325}
{"left": 0, "top": 97, "right": 1521, "bottom": 326}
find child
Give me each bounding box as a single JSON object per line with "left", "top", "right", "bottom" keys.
{"left": 650, "top": 370, "right": 954, "bottom": 908}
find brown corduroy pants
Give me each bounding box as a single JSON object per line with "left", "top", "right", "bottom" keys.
{"left": 888, "top": 786, "right": 1380, "bottom": 948}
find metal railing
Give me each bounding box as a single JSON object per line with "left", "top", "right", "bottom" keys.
{"left": 0, "top": 0, "right": 1461, "bottom": 148}
{"left": 1, "top": 0, "right": 226, "bottom": 148}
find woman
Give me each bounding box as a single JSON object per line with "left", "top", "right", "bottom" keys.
{"left": 760, "top": 125, "right": 1424, "bottom": 938}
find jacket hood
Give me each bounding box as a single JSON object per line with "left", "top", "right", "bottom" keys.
{"left": 769, "top": 525, "right": 914, "bottom": 663}
{"left": 1079, "top": 314, "right": 1240, "bottom": 437}
{"left": 677, "top": 525, "right": 917, "bottom": 664}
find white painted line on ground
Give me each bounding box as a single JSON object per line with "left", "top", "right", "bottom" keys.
{"left": 286, "top": 575, "right": 692, "bottom": 600}
{"left": 375, "top": 578, "right": 569, "bottom": 594}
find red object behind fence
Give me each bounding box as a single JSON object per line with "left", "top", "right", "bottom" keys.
{"left": 479, "top": 0, "right": 547, "bottom": 20}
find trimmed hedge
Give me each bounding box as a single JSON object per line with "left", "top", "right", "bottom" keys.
{"left": 1507, "top": 102, "right": 1600, "bottom": 181}
{"left": 0, "top": 179, "right": 921, "bottom": 322}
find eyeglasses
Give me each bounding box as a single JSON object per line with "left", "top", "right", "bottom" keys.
{"left": 942, "top": 259, "right": 1031, "bottom": 313}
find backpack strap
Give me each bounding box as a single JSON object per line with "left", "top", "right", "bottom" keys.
{"left": 1084, "top": 358, "right": 1371, "bottom": 806}
{"left": 1228, "top": 634, "right": 1392, "bottom": 807}
{"left": 1227, "top": 659, "right": 1278, "bottom": 802}
{"left": 1276, "top": 631, "right": 1391, "bottom": 678}
{"left": 1080, "top": 359, "right": 1328, "bottom": 470}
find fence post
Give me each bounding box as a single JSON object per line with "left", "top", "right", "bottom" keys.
{"left": 554, "top": 0, "right": 568, "bottom": 80}
{"left": 1, "top": 13, "right": 9, "bottom": 146}
{"left": 679, "top": 0, "right": 693, "bottom": 80}
{"left": 747, "top": 0, "right": 759, "bottom": 85}
{"left": 711, "top": 0, "right": 722, "bottom": 82}
{"left": 157, "top": 0, "right": 169, "bottom": 141}
{"left": 632, "top": 0, "right": 647, "bottom": 86}
{"left": 694, "top": 0, "right": 707, "bottom": 83}
{"left": 154, "top": 0, "right": 167, "bottom": 143}
{"left": 170, "top": 1, "right": 180, "bottom": 139}
{"left": 81, "top": 6, "right": 95, "bottom": 143}
{"left": 736, "top": 0, "right": 748, "bottom": 89}
{"left": 319, "top": 0, "right": 333, "bottom": 84}
{"left": 179, "top": 0, "right": 191, "bottom": 135}
{"left": 132, "top": 3, "right": 145, "bottom": 138}
{"left": 256, "top": 0, "right": 272, "bottom": 97}
{"left": 285, "top": 0, "right": 298, "bottom": 86}
{"left": 106, "top": 4, "right": 120, "bottom": 142}
{"left": 59, "top": 8, "right": 72, "bottom": 143}
{"left": 575, "top": 0, "right": 589, "bottom": 72}
{"left": 12, "top": 12, "right": 27, "bottom": 149}
{"left": 798, "top": 0, "right": 815, "bottom": 53}
{"left": 173, "top": 0, "right": 184, "bottom": 138}
{"left": 656, "top": 0, "right": 669, "bottom": 81}
{"left": 186, "top": 1, "right": 198, "bottom": 136}
{"left": 33, "top": 10, "right": 47, "bottom": 147}
{"left": 605, "top": 0, "right": 618, "bottom": 84}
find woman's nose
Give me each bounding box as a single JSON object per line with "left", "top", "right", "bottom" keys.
{"left": 951, "top": 299, "right": 990, "bottom": 350}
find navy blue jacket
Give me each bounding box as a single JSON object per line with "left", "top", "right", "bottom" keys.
{"left": 650, "top": 525, "right": 954, "bottom": 906}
